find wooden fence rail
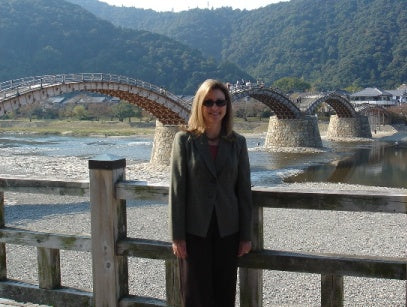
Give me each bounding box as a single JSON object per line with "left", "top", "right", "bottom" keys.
{"left": 0, "top": 155, "right": 406, "bottom": 307}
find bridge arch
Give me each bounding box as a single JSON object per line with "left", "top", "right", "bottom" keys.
{"left": 356, "top": 104, "right": 391, "bottom": 118}
{"left": 355, "top": 104, "right": 392, "bottom": 127}
{"left": 305, "top": 92, "right": 357, "bottom": 118}
{"left": 231, "top": 87, "right": 302, "bottom": 119}
{"left": 0, "top": 73, "right": 190, "bottom": 125}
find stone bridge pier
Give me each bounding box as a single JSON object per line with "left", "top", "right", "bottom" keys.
{"left": 150, "top": 120, "right": 181, "bottom": 165}
{"left": 326, "top": 115, "right": 372, "bottom": 139}
{"left": 265, "top": 115, "right": 322, "bottom": 148}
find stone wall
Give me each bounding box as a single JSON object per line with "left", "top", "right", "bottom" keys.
{"left": 265, "top": 115, "right": 322, "bottom": 148}
{"left": 327, "top": 115, "right": 372, "bottom": 139}
{"left": 150, "top": 120, "right": 181, "bottom": 166}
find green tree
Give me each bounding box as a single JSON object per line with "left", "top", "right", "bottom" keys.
{"left": 32, "top": 107, "right": 46, "bottom": 119}
{"left": 344, "top": 83, "right": 362, "bottom": 94}
{"left": 19, "top": 103, "right": 41, "bottom": 121}
{"left": 273, "top": 77, "right": 311, "bottom": 93}
{"left": 73, "top": 105, "right": 88, "bottom": 120}
{"left": 112, "top": 101, "right": 136, "bottom": 122}
{"left": 87, "top": 103, "right": 113, "bottom": 121}
{"left": 133, "top": 106, "right": 143, "bottom": 122}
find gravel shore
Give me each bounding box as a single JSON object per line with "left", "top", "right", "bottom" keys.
{"left": 1, "top": 127, "right": 406, "bottom": 306}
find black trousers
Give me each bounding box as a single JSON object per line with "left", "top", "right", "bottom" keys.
{"left": 179, "top": 213, "right": 239, "bottom": 307}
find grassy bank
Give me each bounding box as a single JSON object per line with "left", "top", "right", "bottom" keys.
{"left": 234, "top": 117, "right": 269, "bottom": 134}
{"left": 0, "top": 118, "right": 268, "bottom": 136}
{"left": 0, "top": 119, "right": 156, "bottom": 136}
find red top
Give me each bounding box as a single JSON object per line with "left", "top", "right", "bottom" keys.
{"left": 209, "top": 144, "right": 218, "bottom": 160}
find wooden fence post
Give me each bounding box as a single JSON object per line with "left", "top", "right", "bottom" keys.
{"left": 89, "top": 154, "right": 128, "bottom": 307}
{"left": 240, "top": 205, "right": 263, "bottom": 307}
{"left": 37, "top": 247, "right": 61, "bottom": 289}
{"left": 165, "top": 259, "right": 181, "bottom": 306}
{"left": 0, "top": 192, "right": 6, "bottom": 280}
{"left": 321, "top": 274, "right": 344, "bottom": 307}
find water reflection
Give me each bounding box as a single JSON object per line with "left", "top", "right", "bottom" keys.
{"left": 285, "top": 141, "right": 407, "bottom": 188}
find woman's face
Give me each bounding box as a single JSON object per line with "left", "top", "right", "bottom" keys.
{"left": 202, "top": 88, "right": 227, "bottom": 127}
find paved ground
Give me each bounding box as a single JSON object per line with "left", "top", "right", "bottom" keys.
{"left": 0, "top": 299, "right": 47, "bottom": 307}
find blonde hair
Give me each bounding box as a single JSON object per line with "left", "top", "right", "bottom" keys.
{"left": 187, "top": 79, "right": 233, "bottom": 136}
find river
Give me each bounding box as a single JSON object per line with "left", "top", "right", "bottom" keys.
{"left": 0, "top": 133, "right": 406, "bottom": 188}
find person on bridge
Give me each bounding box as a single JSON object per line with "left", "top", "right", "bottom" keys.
{"left": 169, "top": 79, "right": 253, "bottom": 307}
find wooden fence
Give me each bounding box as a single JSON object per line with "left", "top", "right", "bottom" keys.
{"left": 0, "top": 155, "right": 406, "bottom": 306}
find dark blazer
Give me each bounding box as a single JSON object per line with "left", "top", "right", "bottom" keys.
{"left": 169, "top": 130, "right": 252, "bottom": 242}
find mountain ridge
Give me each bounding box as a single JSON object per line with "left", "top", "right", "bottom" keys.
{"left": 68, "top": 0, "right": 407, "bottom": 90}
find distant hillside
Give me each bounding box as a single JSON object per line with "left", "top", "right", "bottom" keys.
{"left": 69, "top": 0, "right": 407, "bottom": 90}
{"left": 67, "top": 0, "right": 242, "bottom": 62}
{"left": 0, "top": 0, "right": 252, "bottom": 94}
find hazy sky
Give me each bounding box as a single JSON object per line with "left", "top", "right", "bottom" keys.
{"left": 100, "top": 0, "right": 289, "bottom": 12}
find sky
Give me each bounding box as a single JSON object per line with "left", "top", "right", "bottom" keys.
{"left": 100, "top": 0, "right": 289, "bottom": 12}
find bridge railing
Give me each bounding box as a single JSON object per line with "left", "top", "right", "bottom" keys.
{"left": 230, "top": 85, "right": 288, "bottom": 100}
{"left": 0, "top": 156, "right": 406, "bottom": 306}
{"left": 0, "top": 73, "right": 184, "bottom": 104}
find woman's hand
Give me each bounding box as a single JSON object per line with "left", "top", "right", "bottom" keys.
{"left": 238, "top": 241, "right": 252, "bottom": 257}
{"left": 172, "top": 240, "right": 188, "bottom": 259}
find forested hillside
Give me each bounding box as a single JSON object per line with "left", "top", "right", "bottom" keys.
{"left": 69, "top": 0, "right": 407, "bottom": 90}
{"left": 0, "top": 0, "right": 251, "bottom": 94}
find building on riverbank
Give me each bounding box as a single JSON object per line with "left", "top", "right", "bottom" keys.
{"left": 387, "top": 87, "right": 407, "bottom": 104}
{"left": 350, "top": 87, "right": 395, "bottom": 106}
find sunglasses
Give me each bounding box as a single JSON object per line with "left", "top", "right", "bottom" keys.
{"left": 202, "top": 99, "right": 227, "bottom": 107}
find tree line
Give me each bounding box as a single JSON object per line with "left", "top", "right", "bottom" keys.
{"left": 2, "top": 97, "right": 275, "bottom": 122}
{"left": 3, "top": 100, "right": 145, "bottom": 123}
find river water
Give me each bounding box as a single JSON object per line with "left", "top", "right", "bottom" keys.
{"left": 0, "top": 134, "right": 406, "bottom": 188}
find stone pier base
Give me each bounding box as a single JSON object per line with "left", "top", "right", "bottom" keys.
{"left": 265, "top": 115, "right": 322, "bottom": 148}
{"left": 327, "top": 115, "right": 372, "bottom": 139}
{"left": 150, "top": 120, "right": 180, "bottom": 166}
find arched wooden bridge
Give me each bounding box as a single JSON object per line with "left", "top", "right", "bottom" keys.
{"left": 231, "top": 87, "right": 302, "bottom": 119}
{"left": 0, "top": 73, "right": 362, "bottom": 122}
{"left": 0, "top": 73, "right": 190, "bottom": 125}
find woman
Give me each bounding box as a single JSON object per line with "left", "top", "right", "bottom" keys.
{"left": 169, "top": 79, "right": 253, "bottom": 307}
